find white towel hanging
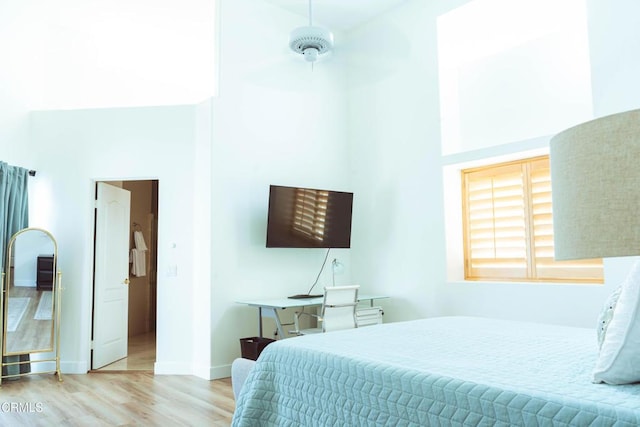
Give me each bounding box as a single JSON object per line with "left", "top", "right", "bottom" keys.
{"left": 134, "top": 230, "right": 148, "bottom": 251}
{"left": 130, "top": 248, "right": 146, "bottom": 277}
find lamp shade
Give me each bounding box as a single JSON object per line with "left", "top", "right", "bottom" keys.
{"left": 550, "top": 109, "right": 640, "bottom": 260}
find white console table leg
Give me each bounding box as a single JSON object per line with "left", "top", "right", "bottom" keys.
{"left": 259, "top": 307, "right": 286, "bottom": 339}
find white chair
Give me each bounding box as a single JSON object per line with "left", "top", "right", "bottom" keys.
{"left": 291, "top": 285, "right": 360, "bottom": 335}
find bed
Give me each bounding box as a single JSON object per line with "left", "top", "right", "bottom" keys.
{"left": 232, "top": 316, "right": 640, "bottom": 426}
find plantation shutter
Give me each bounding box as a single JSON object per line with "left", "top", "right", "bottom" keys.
{"left": 463, "top": 162, "right": 529, "bottom": 280}
{"left": 293, "top": 189, "right": 329, "bottom": 243}
{"left": 463, "top": 156, "right": 603, "bottom": 283}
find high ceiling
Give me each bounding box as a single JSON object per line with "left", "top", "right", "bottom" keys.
{"left": 262, "top": 0, "right": 409, "bottom": 31}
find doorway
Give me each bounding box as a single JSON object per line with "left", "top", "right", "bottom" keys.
{"left": 91, "top": 180, "right": 159, "bottom": 371}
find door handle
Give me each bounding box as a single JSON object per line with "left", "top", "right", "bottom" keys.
{"left": 124, "top": 278, "right": 130, "bottom": 285}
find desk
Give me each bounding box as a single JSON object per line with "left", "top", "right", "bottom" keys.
{"left": 237, "top": 294, "right": 389, "bottom": 338}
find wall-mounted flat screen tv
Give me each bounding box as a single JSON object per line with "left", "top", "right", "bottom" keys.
{"left": 266, "top": 185, "right": 353, "bottom": 248}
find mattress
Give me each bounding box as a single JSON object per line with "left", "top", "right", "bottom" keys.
{"left": 232, "top": 316, "right": 640, "bottom": 426}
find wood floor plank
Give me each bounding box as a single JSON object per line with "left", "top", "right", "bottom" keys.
{"left": 0, "top": 372, "right": 235, "bottom": 426}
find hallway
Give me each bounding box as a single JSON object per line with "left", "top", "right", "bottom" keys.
{"left": 98, "top": 332, "right": 155, "bottom": 371}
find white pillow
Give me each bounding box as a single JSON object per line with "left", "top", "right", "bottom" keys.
{"left": 596, "top": 286, "right": 622, "bottom": 349}
{"left": 593, "top": 260, "right": 640, "bottom": 384}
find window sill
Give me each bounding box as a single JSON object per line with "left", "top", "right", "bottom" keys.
{"left": 447, "top": 280, "right": 601, "bottom": 287}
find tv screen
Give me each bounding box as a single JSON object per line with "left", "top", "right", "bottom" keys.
{"left": 266, "top": 185, "right": 353, "bottom": 248}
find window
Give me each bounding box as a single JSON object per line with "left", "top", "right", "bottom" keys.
{"left": 292, "top": 189, "right": 328, "bottom": 242}
{"left": 462, "top": 155, "right": 603, "bottom": 283}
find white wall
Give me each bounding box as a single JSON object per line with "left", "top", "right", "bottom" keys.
{"left": 348, "top": 0, "right": 640, "bottom": 328}
{"left": 1, "top": 0, "right": 214, "bottom": 162}
{"left": 208, "top": 0, "right": 351, "bottom": 377}
{"left": 0, "top": 1, "right": 40, "bottom": 164}
{"left": 348, "top": 1, "right": 459, "bottom": 323}
{"left": 31, "top": 0, "right": 215, "bottom": 110}
{"left": 587, "top": 0, "right": 640, "bottom": 116}
{"left": 29, "top": 103, "right": 210, "bottom": 374}
{"left": 438, "top": 0, "right": 593, "bottom": 155}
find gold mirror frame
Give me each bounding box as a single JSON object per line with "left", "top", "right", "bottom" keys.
{"left": 0, "top": 227, "right": 62, "bottom": 384}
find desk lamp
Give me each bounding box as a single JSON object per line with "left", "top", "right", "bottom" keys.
{"left": 331, "top": 258, "right": 344, "bottom": 286}
{"left": 550, "top": 108, "right": 640, "bottom": 384}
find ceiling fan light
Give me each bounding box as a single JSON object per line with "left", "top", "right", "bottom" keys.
{"left": 303, "top": 47, "right": 319, "bottom": 62}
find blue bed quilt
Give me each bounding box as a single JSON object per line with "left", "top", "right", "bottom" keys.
{"left": 232, "top": 316, "right": 640, "bottom": 426}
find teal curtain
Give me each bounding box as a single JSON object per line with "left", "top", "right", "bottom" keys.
{"left": 0, "top": 161, "right": 30, "bottom": 377}
{"left": 0, "top": 161, "right": 29, "bottom": 274}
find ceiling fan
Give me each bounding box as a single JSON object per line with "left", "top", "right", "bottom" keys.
{"left": 245, "top": 0, "right": 410, "bottom": 90}
{"left": 288, "top": 0, "right": 334, "bottom": 65}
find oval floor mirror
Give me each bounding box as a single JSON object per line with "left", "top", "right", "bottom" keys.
{"left": 0, "top": 227, "right": 62, "bottom": 384}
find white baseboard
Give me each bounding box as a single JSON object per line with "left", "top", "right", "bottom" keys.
{"left": 154, "top": 361, "right": 232, "bottom": 380}
{"left": 191, "top": 363, "right": 212, "bottom": 380}
{"left": 210, "top": 364, "right": 232, "bottom": 380}
{"left": 50, "top": 360, "right": 231, "bottom": 379}
{"left": 153, "top": 361, "right": 192, "bottom": 376}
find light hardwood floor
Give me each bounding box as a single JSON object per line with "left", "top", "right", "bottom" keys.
{"left": 5, "top": 287, "right": 54, "bottom": 352}
{"left": 98, "top": 332, "right": 156, "bottom": 371}
{"left": 0, "top": 372, "right": 235, "bottom": 425}
{"left": 1, "top": 332, "right": 236, "bottom": 425}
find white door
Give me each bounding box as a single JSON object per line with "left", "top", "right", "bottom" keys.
{"left": 93, "top": 182, "right": 131, "bottom": 369}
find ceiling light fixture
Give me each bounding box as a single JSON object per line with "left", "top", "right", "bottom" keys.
{"left": 289, "top": 0, "right": 334, "bottom": 65}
